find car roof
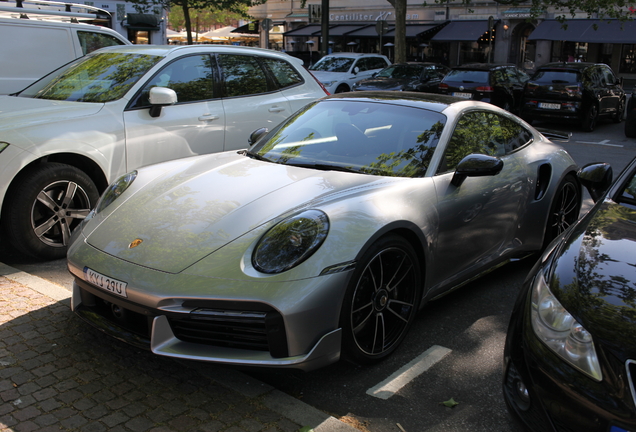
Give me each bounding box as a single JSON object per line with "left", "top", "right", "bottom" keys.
{"left": 93, "top": 44, "right": 298, "bottom": 59}
{"left": 538, "top": 62, "right": 602, "bottom": 71}
{"left": 452, "top": 63, "right": 516, "bottom": 71}
{"left": 319, "top": 52, "right": 386, "bottom": 58}
{"left": 321, "top": 90, "right": 473, "bottom": 112}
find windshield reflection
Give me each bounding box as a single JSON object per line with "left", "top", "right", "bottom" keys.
{"left": 251, "top": 100, "right": 446, "bottom": 177}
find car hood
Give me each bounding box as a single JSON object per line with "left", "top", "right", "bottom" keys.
{"left": 0, "top": 96, "right": 103, "bottom": 134}
{"left": 356, "top": 78, "right": 410, "bottom": 90}
{"left": 310, "top": 71, "right": 349, "bottom": 82}
{"left": 86, "top": 153, "right": 398, "bottom": 274}
{"left": 552, "top": 200, "right": 636, "bottom": 357}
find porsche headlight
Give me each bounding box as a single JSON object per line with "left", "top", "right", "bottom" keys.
{"left": 94, "top": 171, "right": 137, "bottom": 214}
{"left": 253, "top": 210, "right": 329, "bottom": 274}
{"left": 530, "top": 269, "right": 602, "bottom": 381}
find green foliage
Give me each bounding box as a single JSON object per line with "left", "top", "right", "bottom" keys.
{"left": 441, "top": 397, "right": 459, "bottom": 408}
{"left": 167, "top": 7, "right": 246, "bottom": 31}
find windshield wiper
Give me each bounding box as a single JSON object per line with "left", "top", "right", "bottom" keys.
{"left": 287, "top": 162, "right": 360, "bottom": 173}
{"left": 240, "top": 149, "right": 272, "bottom": 163}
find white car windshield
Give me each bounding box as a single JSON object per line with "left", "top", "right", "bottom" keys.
{"left": 252, "top": 99, "right": 446, "bottom": 178}
{"left": 19, "top": 52, "right": 162, "bottom": 102}
{"left": 310, "top": 57, "right": 355, "bottom": 73}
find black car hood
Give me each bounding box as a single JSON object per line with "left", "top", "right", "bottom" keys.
{"left": 551, "top": 200, "right": 636, "bottom": 356}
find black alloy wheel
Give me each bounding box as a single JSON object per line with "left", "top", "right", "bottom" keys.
{"left": 2, "top": 163, "right": 99, "bottom": 259}
{"left": 340, "top": 235, "right": 421, "bottom": 364}
{"left": 542, "top": 174, "right": 580, "bottom": 248}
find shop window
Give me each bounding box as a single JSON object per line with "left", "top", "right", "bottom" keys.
{"left": 620, "top": 44, "right": 636, "bottom": 74}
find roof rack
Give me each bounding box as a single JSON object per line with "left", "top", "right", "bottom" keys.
{"left": 0, "top": 0, "right": 112, "bottom": 24}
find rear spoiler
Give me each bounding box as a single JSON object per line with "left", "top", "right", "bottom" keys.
{"left": 537, "top": 128, "right": 571, "bottom": 142}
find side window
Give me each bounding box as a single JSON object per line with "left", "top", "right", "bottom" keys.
{"left": 517, "top": 68, "right": 530, "bottom": 83}
{"left": 368, "top": 57, "right": 388, "bottom": 70}
{"left": 438, "top": 111, "right": 532, "bottom": 174}
{"left": 218, "top": 54, "right": 270, "bottom": 97}
{"left": 601, "top": 66, "right": 617, "bottom": 86}
{"left": 505, "top": 67, "right": 520, "bottom": 84}
{"left": 354, "top": 58, "right": 369, "bottom": 72}
{"left": 77, "top": 31, "right": 127, "bottom": 55}
{"left": 492, "top": 69, "right": 506, "bottom": 84}
{"left": 132, "top": 55, "right": 215, "bottom": 108}
{"left": 262, "top": 58, "right": 303, "bottom": 89}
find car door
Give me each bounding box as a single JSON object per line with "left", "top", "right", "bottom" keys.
{"left": 217, "top": 53, "right": 293, "bottom": 151}
{"left": 123, "top": 53, "right": 226, "bottom": 170}
{"left": 599, "top": 65, "right": 621, "bottom": 115}
{"left": 429, "top": 110, "right": 532, "bottom": 290}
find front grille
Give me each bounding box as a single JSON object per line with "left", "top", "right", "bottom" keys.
{"left": 168, "top": 308, "right": 289, "bottom": 358}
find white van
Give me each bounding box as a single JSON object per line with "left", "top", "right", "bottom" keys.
{"left": 0, "top": 1, "right": 131, "bottom": 94}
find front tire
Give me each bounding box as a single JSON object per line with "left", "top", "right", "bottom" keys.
{"left": 340, "top": 235, "right": 421, "bottom": 365}
{"left": 335, "top": 84, "right": 349, "bottom": 93}
{"left": 542, "top": 174, "right": 580, "bottom": 248}
{"left": 2, "top": 163, "right": 99, "bottom": 260}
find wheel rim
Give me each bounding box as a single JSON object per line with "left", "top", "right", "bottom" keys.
{"left": 548, "top": 181, "right": 579, "bottom": 238}
{"left": 350, "top": 247, "right": 417, "bottom": 357}
{"left": 30, "top": 180, "right": 92, "bottom": 248}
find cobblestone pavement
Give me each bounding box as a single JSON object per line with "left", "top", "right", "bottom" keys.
{"left": 0, "top": 267, "right": 357, "bottom": 432}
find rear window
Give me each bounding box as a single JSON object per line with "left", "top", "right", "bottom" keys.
{"left": 531, "top": 70, "right": 580, "bottom": 84}
{"left": 444, "top": 70, "right": 489, "bottom": 83}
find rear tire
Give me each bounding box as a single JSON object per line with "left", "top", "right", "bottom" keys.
{"left": 335, "top": 84, "right": 349, "bottom": 93}
{"left": 2, "top": 163, "right": 99, "bottom": 260}
{"left": 542, "top": 174, "right": 580, "bottom": 249}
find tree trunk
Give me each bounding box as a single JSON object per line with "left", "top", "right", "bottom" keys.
{"left": 393, "top": 0, "right": 407, "bottom": 63}
{"left": 181, "top": 1, "right": 193, "bottom": 45}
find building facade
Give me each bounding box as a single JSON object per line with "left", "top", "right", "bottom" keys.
{"left": 245, "top": 0, "right": 636, "bottom": 82}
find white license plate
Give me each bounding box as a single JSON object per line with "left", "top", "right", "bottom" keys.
{"left": 539, "top": 102, "right": 561, "bottom": 110}
{"left": 84, "top": 267, "right": 128, "bottom": 298}
{"left": 453, "top": 92, "right": 472, "bottom": 99}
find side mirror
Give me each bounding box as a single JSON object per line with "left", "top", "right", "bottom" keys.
{"left": 451, "top": 154, "right": 504, "bottom": 187}
{"left": 578, "top": 162, "right": 613, "bottom": 202}
{"left": 248, "top": 127, "right": 269, "bottom": 147}
{"left": 148, "top": 87, "right": 177, "bottom": 118}
{"left": 353, "top": 66, "right": 360, "bottom": 75}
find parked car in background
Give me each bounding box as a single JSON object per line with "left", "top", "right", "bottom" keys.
{"left": 351, "top": 62, "right": 450, "bottom": 93}
{"left": 520, "top": 62, "right": 625, "bottom": 132}
{"left": 69, "top": 92, "right": 585, "bottom": 372}
{"left": 0, "top": 45, "right": 328, "bottom": 260}
{"left": 625, "top": 86, "right": 636, "bottom": 137}
{"left": 437, "top": 63, "right": 529, "bottom": 113}
{"left": 309, "top": 52, "right": 390, "bottom": 93}
{"left": 0, "top": 0, "right": 131, "bottom": 95}
{"left": 502, "top": 157, "right": 636, "bottom": 432}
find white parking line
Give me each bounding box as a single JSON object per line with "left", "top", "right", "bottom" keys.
{"left": 366, "top": 345, "right": 452, "bottom": 400}
{"left": 576, "top": 139, "right": 623, "bottom": 147}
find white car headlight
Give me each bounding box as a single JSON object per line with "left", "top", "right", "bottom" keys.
{"left": 252, "top": 210, "right": 329, "bottom": 274}
{"left": 94, "top": 171, "right": 137, "bottom": 215}
{"left": 530, "top": 269, "right": 602, "bottom": 381}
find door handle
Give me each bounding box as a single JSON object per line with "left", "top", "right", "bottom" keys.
{"left": 198, "top": 114, "right": 219, "bottom": 121}
{"left": 268, "top": 106, "right": 286, "bottom": 113}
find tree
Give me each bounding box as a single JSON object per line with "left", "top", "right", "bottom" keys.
{"left": 386, "top": 0, "right": 635, "bottom": 64}
{"left": 168, "top": 8, "right": 246, "bottom": 33}
{"left": 129, "top": 0, "right": 266, "bottom": 45}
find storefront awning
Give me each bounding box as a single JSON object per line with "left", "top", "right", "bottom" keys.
{"left": 528, "top": 19, "right": 636, "bottom": 43}
{"left": 124, "top": 13, "right": 159, "bottom": 30}
{"left": 284, "top": 24, "right": 321, "bottom": 37}
{"left": 385, "top": 22, "right": 449, "bottom": 38}
{"left": 431, "top": 19, "right": 497, "bottom": 41}
{"left": 284, "top": 22, "right": 448, "bottom": 38}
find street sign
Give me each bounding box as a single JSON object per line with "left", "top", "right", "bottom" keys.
{"left": 376, "top": 20, "right": 388, "bottom": 35}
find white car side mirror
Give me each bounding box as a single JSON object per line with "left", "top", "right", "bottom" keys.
{"left": 148, "top": 87, "right": 177, "bottom": 118}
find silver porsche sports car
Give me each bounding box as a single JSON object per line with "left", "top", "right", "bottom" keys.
{"left": 68, "top": 92, "right": 582, "bottom": 371}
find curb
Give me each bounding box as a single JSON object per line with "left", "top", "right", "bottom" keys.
{"left": 0, "top": 262, "right": 359, "bottom": 432}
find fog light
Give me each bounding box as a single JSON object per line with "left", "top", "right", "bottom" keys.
{"left": 514, "top": 379, "right": 531, "bottom": 411}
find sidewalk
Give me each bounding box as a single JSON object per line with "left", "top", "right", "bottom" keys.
{"left": 0, "top": 264, "right": 358, "bottom": 432}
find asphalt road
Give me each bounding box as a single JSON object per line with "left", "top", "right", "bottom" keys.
{"left": 1, "top": 115, "right": 634, "bottom": 432}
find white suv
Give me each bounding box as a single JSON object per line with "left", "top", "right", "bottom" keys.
{"left": 309, "top": 53, "right": 391, "bottom": 94}
{"left": 0, "top": 45, "right": 328, "bottom": 259}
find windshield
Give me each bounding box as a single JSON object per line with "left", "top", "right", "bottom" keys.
{"left": 377, "top": 65, "right": 424, "bottom": 79}
{"left": 531, "top": 70, "right": 580, "bottom": 84}
{"left": 19, "top": 52, "right": 162, "bottom": 102}
{"left": 251, "top": 99, "right": 446, "bottom": 177}
{"left": 310, "top": 57, "right": 355, "bottom": 73}
{"left": 444, "top": 69, "right": 489, "bottom": 83}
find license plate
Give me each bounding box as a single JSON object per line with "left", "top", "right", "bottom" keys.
{"left": 453, "top": 92, "right": 472, "bottom": 99}
{"left": 539, "top": 102, "right": 561, "bottom": 110}
{"left": 84, "top": 267, "right": 128, "bottom": 298}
